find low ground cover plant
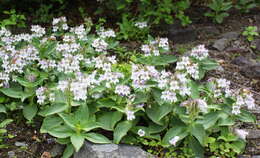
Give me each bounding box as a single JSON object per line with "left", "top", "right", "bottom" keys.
{"left": 0, "top": 17, "right": 256, "bottom": 158}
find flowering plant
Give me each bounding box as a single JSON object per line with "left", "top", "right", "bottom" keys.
{"left": 0, "top": 17, "right": 256, "bottom": 158}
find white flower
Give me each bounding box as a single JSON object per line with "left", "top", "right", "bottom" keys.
{"left": 57, "top": 80, "right": 69, "bottom": 92}
{"left": 196, "top": 99, "right": 208, "bottom": 113}
{"left": 216, "top": 78, "right": 230, "bottom": 89}
{"left": 190, "top": 45, "right": 209, "bottom": 60}
{"left": 115, "top": 85, "right": 131, "bottom": 96}
{"left": 244, "top": 94, "right": 255, "bottom": 110}
{"left": 135, "top": 22, "right": 148, "bottom": 29}
{"left": 31, "top": 25, "right": 45, "bottom": 37}
{"left": 97, "top": 28, "right": 116, "bottom": 38}
{"left": 137, "top": 129, "right": 145, "bottom": 137}
{"left": 158, "top": 38, "right": 169, "bottom": 50}
{"left": 232, "top": 105, "right": 241, "bottom": 115}
{"left": 92, "top": 38, "right": 108, "bottom": 52}
{"left": 36, "top": 87, "right": 47, "bottom": 104}
{"left": 161, "top": 90, "right": 177, "bottom": 103}
{"left": 126, "top": 110, "right": 135, "bottom": 121}
{"left": 234, "top": 129, "right": 248, "bottom": 140}
{"left": 169, "top": 136, "right": 180, "bottom": 146}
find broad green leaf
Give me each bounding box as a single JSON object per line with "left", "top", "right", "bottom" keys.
{"left": 200, "top": 59, "right": 219, "bottom": 71}
{"left": 57, "top": 138, "right": 71, "bottom": 145}
{"left": 39, "top": 103, "right": 68, "bottom": 116}
{"left": 113, "top": 121, "right": 132, "bottom": 144}
{"left": 146, "top": 103, "right": 172, "bottom": 125}
{"left": 81, "top": 121, "right": 101, "bottom": 132}
{"left": 62, "top": 144, "right": 74, "bottom": 158}
{"left": 97, "top": 111, "right": 123, "bottom": 131}
{"left": 23, "top": 104, "right": 38, "bottom": 121}
{"left": 148, "top": 122, "right": 167, "bottom": 134}
{"left": 48, "top": 125, "right": 74, "bottom": 138}
{"left": 237, "top": 109, "right": 256, "bottom": 123}
{"left": 190, "top": 123, "right": 206, "bottom": 146}
{"left": 152, "top": 88, "right": 164, "bottom": 105}
{"left": 97, "top": 98, "right": 124, "bottom": 112}
{"left": 199, "top": 112, "right": 220, "bottom": 129}
{"left": 40, "top": 116, "right": 63, "bottom": 133}
{"left": 188, "top": 80, "right": 200, "bottom": 99}
{"left": 230, "top": 140, "right": 246, "bottom": 153}
{"left": 84, "top": 133, "right": 111, "bottom": 143}
{"left": 58, "top": 113, "right": 77, "bottom": 129}
{"left": 75, "top": 104, "right": 89, "bottom": 122}
{"left": 0, "top": 104, "right": 6, "bottom": 113}
{"left": 133, "top": 91, "right": 148, "bottom": 104}
{"left": 0, "top": 87, "right": 33, "bottom": 101}
{"left": 189, "top": 136, "right": 204, "bottom": 158}
{"left": 218, "top": 117, "right": 235, "bottom": 126}
{"left": 71, "top": 134, "right": 85, "bottom": 152}
{"left": 162, "top": 126, "right": 188, "bottom": 146}
{"left": 0, "top": 119, "right": 13, "bottom": 128}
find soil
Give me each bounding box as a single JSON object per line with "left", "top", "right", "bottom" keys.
{"left": 0, "top": 9, "right": 260, "bottom": 158}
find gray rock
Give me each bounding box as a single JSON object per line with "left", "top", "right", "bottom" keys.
{"left": 14, "top": 141, "right": 27, "bottom": 147}
{"left": 198, "top": 26, "right": 220, "bottom": 37}
{"left": 231, "top": 56, "right": 252, "bottom": 66}
{"left": 240, "top": 64, "right": 260, "bottom": 79}
{"left": 166, "top": 23, "right": 197, "bottom": 43}
{"left": 252, "top": 156, "right": 260, "bottom": 158}
{"left": 213, "top": 38, "right": 230, "bottom": 51}
{"left": 220, "top": 31, "right": 240, "bottom": 40}
{"left": 50, "top": 144, "right": 64, "bottom": 157}
{"left": 247, "top": 129, "right": 260, "bottom": 139}
{"left": 255, "top": 39, "right": 260, "bottom": 52}
{"left": 74, "top": 141, "right": 155, "bottom": 158}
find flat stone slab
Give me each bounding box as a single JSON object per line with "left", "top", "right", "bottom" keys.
{"left": 74, "top": 141, "right": 155, "bottom": 158}
{"left": 247, "top": 129, "right": 260, "bottom": 139}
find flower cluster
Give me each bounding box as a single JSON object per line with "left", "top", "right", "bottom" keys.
{"left": 190, "top": 45, "right": 209, "bottom": 60}
{"left": 141, "top": 38, "right": 169, "bottom": 56}
{"left": 52, "top": 17, "right": 69, "bottom": 32}
{"left": 176, "top": 57, "right": 199, "bottom": 79}
{"left": 134, "top": 22, "right": 148, "bottom": 29}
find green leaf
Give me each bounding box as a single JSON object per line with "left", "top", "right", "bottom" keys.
{"left": 188, "top": 80, "right": 200, "bottom": 99}
{"left": 75, "top": 104, "right": 89, "bottom": 122}
{"left": 218, "top": 117, "right": 235, "bottom": 126}
{"left": 190, "top": 123, "right": 206, "bottom": 146}
{"left": 152, "top": 88, "right": 164, "bottom": 105}
{"left": 199, "top": 112, "right": 220, "bottom": 129}
{"left": 146, "top": 103, "right": 172, "bottom": 125}
{"left": 162, "top": 126, "right": 188, "bottom": 146}
{"left": 58, "top": 113, "right": 77, "bottom": 129}
{"left": 39, "top": 103, "right": 68, "bottom": 116}
{"left": 237, "top": 109, "right": 256, "bottom": 123}
{"left": 0, "top": 104, "right": 6, "bottom": 113}
{"left": 200, "top": 59, "right": 219, "bottom": 71}
{"left": 0, "top": 119, "right": 13, "bottom": 128}
{"left": 84, "top": 133, "right": 111, "bottom": 143}
{"left": 133, "top": 91, "right": 148, "bottom": 104}
{"left": 97, "top": 111, "right": 123, "bottom": 131}
{"left": 23, "top": 104, "right": 38, "bottom": 121}
{"left": 189, "top": 136, "right": 204, "bottom": 158}
{"left": 40, "top": 116, "right": 63, "bottom": 133}
{"left": 148, "top": 122, "right": 167, "bottom": 134}
{"left": 71, "top": 134, "right": 85, "bottom": 152}
{"left": 113, "top": 121, "right": 132, "bottom": 144}
{"left": 62, "top": 144, "right": 74, "bottom": 158}
{"left": 0, "top": 87, "right": 33, "bottom": 101}
{"left": 97, "top": 98, "right": 124, "bottom": 112}
{"left": 136, "top": 55, "right": 177, "bottom": 66}
{"left": 230, "top": 140, "right": 246, "bottom": 153}
{"left": 48, "top": 125, "right": 74, "bottom": 138}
